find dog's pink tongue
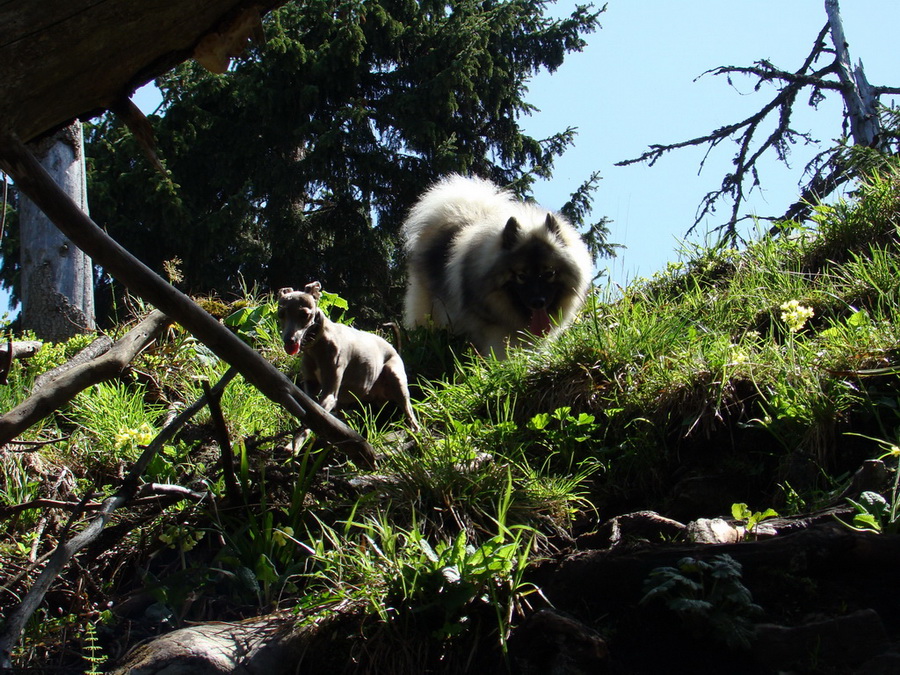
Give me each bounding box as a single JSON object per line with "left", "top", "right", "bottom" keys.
{"left": 528, "top": 309, "right": 552, "bottom": 337}
{"left": 284, "top": 340, "right": 300, "bottom": 355}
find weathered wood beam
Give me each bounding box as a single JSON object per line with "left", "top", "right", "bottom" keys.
{"left": 0, "top": 0, "right": 282, "bottom": 144}
{"left": 0, "top": 131, "right": 376, "bottom": 467}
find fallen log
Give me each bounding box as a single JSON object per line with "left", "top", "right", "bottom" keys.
{"left": 111, "top": 606, "right": 365, "bottom": 674}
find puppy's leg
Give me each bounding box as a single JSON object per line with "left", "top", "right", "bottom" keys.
{"left": 403, "top": 397, "right": 421, "bottom": 432}
{"left": 288, "top": 377, "right": 335, "bottom": 454}
{"left": 286, "top": 370, "right": 318, "bottom": 454}
{"left": 290, "top": 428, "right": 312, "bottom": 454}
{"left": 382, "top": 364, "right": 420, "bottom": 432}
{"left": 287, "top": 376, "right": 326, "bottom": 455}
{"left": 317, "top": 368, "right": 344, "bottom": 414}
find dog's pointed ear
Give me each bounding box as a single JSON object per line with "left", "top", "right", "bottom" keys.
{"left": 544, "top": 213, "right": 562, "bottom": 239}
{"left": 277, "top": 287, "right": 294, "bottom": 298}
{"left": 304, "top": 281, "right": 323, "bottom": 298}
{"left": 502, "top": 217, "right": 521, "bottom": 250}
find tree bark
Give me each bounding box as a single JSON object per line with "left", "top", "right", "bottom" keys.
{"left": 825, "top": 0, "right": 881, "bottom": 148}
{"left": 18, "top": 122, "right": 95, "bottom": 341}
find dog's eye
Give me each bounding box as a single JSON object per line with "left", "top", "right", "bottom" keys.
{"left": 514, "top": 272, "right": 528, "bottom": 284}
{"left": 543, "top": 269, "right": 557, "bottom": 281}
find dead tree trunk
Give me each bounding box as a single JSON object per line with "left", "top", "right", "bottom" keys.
{"left": 18, "top": 122, "right": 94, "bottom": 341}
{"left": 825, "top": 0, "right": 881, "bottom": 148}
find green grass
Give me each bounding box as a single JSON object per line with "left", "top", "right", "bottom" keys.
{"left": 3, "top": 159, "right": 900, "bottom": 670}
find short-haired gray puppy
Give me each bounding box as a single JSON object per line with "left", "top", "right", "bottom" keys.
{"left": 277, "top": 282, "right": 419, "bottom": 431}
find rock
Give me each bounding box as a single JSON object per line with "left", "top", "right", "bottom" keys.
{"left": 686, "top": 518, "right": 742, "bottom": 544}
{"left": 508, "top": 609, "right": 608, "bottom": 675}
{"left": 753, "top": 608, "right": 888, "bottom": 671}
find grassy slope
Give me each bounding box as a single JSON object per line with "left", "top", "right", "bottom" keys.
{"left": 1, "top": 162, "right": 899, "bottom": 670}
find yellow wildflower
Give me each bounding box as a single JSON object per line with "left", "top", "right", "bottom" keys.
{"left": 780, "top": 300, "right": 814, "bottom": 332}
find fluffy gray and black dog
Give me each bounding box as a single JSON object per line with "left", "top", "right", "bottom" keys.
{"left": 401, "top": 175, "right": 593, "bottom": 358}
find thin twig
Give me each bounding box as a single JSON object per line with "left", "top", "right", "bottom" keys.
{"left": 4, "top": 436, "right": 70, "bottom": 450}
{"left": 202, "top": 379, "right": 240, "bottom": 503}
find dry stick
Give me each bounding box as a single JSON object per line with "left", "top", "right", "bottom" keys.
{"left": 0, "top": 498, "right": 103, "bottom": 519}
{"left": 0, "top": 336, "right": 12, "bottom": 385}
{"left": 203, "top": 380, "right": 240, "bottom": 503}
{"left": 0, "top": 339, "right": 42, "bottom": 386}
{"left": 0, "top": 366, "right": 238, "bottom": 667}
{"left": 0, "top": 131, "right": 375, "bottom": 467}
{"left": 0, "top": 341, "right": 42, "bottom": 361}
{"left": 0, "top": 490, "right": 205, "bottom": 521}
{"left": 4, "top": 436, "right": 69, "bottom": 451}
{"left": 0, "top": 311, "right": 170, "bottom": 446}
{"left": 32, "top": 335, "right": 113, "bottom": 392}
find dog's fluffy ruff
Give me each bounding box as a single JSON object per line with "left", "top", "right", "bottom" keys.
{"left": 402, "top": 174, "right": 593, "bottom": 358}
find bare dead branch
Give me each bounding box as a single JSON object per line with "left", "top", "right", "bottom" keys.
{"left": 0, "top": 485, "right": 205, "bottom": 521}
{"left": 4, "top": 436, "right": 70, "bottom": 451}
{"left": 31, "top": 335, "right": 113, "bottom": 392}
{"left": 0, "top": 340, "right": 42, "bottom": 385}
{"left": 203, "top": 379, "right": 240, "bottom": 503}
{"left": 0, "top": 498, "right": 100, "bottom": 519}
{"left": 136, "top": 482, "right": 207, "bottom": 501}
{"left": 0, "top": 341, "right": 42, "bottom": 361}
{"left": 0, "top": 311, "right": 170, "bottom": 446}
{"left": 616, "top": 11, "right": 898, "bottom": 242}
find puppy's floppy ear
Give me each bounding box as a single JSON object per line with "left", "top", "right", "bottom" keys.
{"left": 544, "top": 213, "right": 562, "bottom": 239}
{"left": 277, "top": 287, "right": 294, "bottom": 298}
{"left": 502, "top": 217, "right": 521, "bottom": 250}
{"left": 304, "top": 281, "right": 323, "bottom": 299}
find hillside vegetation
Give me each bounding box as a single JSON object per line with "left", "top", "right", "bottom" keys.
{"left": 2, "top": 161, "right": 900, "bottom": 672}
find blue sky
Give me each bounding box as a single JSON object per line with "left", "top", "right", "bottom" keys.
{"left": 522, "top": 1, "right": 900, "bottom": 287}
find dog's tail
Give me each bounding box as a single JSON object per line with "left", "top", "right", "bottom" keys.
{"left": 381, "top": 321, "right": 403, "bottom": 353}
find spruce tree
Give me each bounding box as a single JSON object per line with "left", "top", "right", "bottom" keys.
{"left": 82, "top": 0, "right": 606, "bottom": 323}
